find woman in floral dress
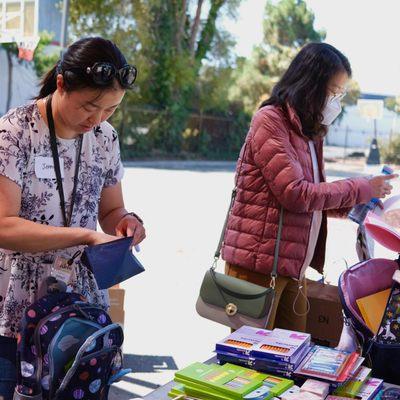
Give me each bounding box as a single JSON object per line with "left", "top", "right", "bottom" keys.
{"left": 0, "top": 37, "right": 145, "bottom": 398}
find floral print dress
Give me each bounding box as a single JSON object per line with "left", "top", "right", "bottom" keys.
{"left": 0, "top": 102, "right": 124, "bottom": 338}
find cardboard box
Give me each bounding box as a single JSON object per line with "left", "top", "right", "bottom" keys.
{"left": 109, "top": 308, "right": 125, "bottom": 328}
{"left": 306, "top": 279, "right": 344, "bottom": 348}
{"left": 109, "top": 287, "right": 125, "bottom": 308}
{"left": 108, "top": 287, "right": 125, "bottom": 327}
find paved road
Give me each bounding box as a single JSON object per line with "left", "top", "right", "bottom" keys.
{"left": 110, "top": 161, "right": 396, "bottom": 399}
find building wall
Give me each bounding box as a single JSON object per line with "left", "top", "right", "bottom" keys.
{"left": 0, "top": 0, "right": 61, "bottom": 115}
{"left": 327, "top": 105, "right": 399, "bottom": 149}
{"left": 0, "top": 47, "right": 39, "bottom": 115}
{"left": 39, "top": 0, "right": 63, "bottom": 44}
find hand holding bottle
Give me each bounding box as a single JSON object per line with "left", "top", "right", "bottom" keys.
{"left": 348, "top": 166, "right": 397, "bottom": 225}
{"left": 368, "top": 174, "right": 398, "bottom": 199}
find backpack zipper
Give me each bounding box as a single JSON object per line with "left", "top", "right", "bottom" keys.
{"left": 48, "top": 318, "right": 102, "bottom": 397}
{"left": 33, "top": 302, "right": 104, "bottom": 385}
{"left": 57, "top": 324, "right": 122, "bottom": 393}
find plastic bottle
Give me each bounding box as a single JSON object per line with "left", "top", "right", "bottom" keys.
{"left": 348, "top": 165, "right": 394, "bottom": 225}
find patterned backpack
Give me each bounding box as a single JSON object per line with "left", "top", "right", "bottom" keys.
{"left": 13, "top": 290, "right": 129, "bottom": 400}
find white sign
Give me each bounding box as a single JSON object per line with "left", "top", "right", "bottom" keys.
{"left": 357, "top": 99, "right": 384, "bottom": 120}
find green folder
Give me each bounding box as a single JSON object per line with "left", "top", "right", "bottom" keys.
{"left": 174, "top": 362, "right": 294, "bottom": 400}
{"left": 175, "top": 362, "right": 267, "bottom": 399}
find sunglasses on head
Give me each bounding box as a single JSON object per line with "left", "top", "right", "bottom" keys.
{"left": 86, "top": 62, "right": 137, "bottom": 88}
{"left": 58, "top": 61, "right": 137, "bottom": 88}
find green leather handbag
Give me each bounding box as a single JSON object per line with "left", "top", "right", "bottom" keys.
{"left": 196, "top": 196, "right": 284, "bottom": 330}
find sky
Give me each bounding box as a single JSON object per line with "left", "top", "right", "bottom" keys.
{"left": 223, "top": 0, "right": 400, "bottom": 96}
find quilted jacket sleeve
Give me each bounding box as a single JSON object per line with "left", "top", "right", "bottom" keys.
{"left": 327, "top": 208, "right": 352, "bottom": 219}
{"left": 250, "top": 110, "right": 373, "bottom": 214}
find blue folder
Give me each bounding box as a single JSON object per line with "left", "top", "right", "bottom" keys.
{"left": 81, "top": 236, "right": 145, "bottom": 289}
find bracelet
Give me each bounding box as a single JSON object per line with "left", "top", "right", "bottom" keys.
{"left": 121, "top": 211, "right": 144, "bottom": 225}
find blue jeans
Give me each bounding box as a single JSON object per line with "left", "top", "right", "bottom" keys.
{"left": 0, "top": 336, "right": 17, "bottom": 400}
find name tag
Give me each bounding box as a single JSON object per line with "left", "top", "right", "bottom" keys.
{"left": 52, "top": 256, "right": 74, "bottom": 284}
{"left": 35, "top": 156, "right": 64, "bottom": 179}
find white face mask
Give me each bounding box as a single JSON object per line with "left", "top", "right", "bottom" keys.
{"left": 322, "top": 95, "right": 342, "bottom": 126}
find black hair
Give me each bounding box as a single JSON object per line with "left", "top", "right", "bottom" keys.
{"left": 260, "top": 42, "right": 351, "bottom": 138}
{"left": 36, "top": 37, "right": 129, "bottom": 99}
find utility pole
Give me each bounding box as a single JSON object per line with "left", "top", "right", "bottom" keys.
{"left": 60, "top": 0, "right": 70, "bottom": 54}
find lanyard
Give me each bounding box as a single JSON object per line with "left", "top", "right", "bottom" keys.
{"left": 46, "top": 95, "right": 83, "bottom": 227}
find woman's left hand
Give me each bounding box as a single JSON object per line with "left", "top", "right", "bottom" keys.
{"left": 115, "top": 214, "right": 146, "bottom": 245}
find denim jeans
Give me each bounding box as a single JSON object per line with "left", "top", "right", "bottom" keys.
{"left": 0, "top": 336, "right": 17, "bottom": 400}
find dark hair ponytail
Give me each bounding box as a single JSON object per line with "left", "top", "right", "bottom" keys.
{"left": 36, "top": 37, "right": 129, "bottom": 99}
{"left": 37, "top": 65, "right": 58, "bottom": 99}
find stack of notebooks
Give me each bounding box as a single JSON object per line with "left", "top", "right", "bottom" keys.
{"left": 167, "top": 326, "right": 388, "bottom": 400}
{"left": 168, "top": 361, "right": 294, "bottom": 400}
{"left": 215, "top": 326, "right": 312, "bottom": 377}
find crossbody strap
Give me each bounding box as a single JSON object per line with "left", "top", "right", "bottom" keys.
{"left": 214, "top": 138, "right": 249, "bottom": 260}
{"left": 270, "top": 207, "right": 284, "bottom": 287}
{"left": 212, "top": 137, "right": 284, "bottom": 285}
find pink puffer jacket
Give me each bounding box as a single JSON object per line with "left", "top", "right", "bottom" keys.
{"left": 221, "top": 105, "right": 373, "bottom": 279}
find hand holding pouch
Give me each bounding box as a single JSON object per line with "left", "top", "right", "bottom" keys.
{"left": 81, "top": 237, "right": 145, "bottom": 289}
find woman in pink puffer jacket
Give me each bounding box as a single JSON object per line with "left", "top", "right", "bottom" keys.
{"left": 222, "top": 43, "right": 395, "bottom": 332}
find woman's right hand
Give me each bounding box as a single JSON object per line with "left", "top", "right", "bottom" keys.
{"left": 368, "top": 174, "right": 398, "bottom": 198}
{"left": 86, "top": 231, "right": 120, "bottom": 246}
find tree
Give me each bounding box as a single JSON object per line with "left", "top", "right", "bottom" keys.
{"left": 32, "top": 32, "right": 60, "bottom": 79}
{"left": 131, "top": 0, "right": 240, "bottom": 153}
{"left": 69, "top": 0, "right": 240, "bottom": 155}
{"left": 385, "top": 96, "right": 400, "bottom": 114}
{"left": 229, "top": 0, "right": 326, "bottom": 114}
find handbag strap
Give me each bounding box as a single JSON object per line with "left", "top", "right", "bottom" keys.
{"left": 214, "top": 138, "right": 249, "bottom": 260}
{"left": 271, "top": 208, "right": 284, "bottom": 286}
{"left": 212, "top": 138, "right": 284, "bottom": 287}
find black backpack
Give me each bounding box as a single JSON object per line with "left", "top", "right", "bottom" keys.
{"left": 14, "top": 291, "right": 128, "bottom": 400}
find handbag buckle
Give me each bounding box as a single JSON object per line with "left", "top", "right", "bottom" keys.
{"left": 225, "top": 303, "right": 238, "bottom": 316}
{"left": 270, "top": 275, "right": 276, "bottom": 289}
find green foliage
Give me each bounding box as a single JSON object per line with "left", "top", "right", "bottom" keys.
{"left": 182, "top": 128, "right": 211, "bottom": 156}
{"left": 229, "top": 0, "right": 325, "bottom": 113}
{"left": 69, "top": 0, "right": 240, "bottom": 157}
{"left": 264, "top": 0, "right": 324, "bottom": 48}
{"left": 194, "top": 65, "right": 234, "bottom": 113}
{"left": 32, "top": 32, "right": 60, "bottom": 78}
{"left": 385, "top": 96, "right": 400, "bottom": 114}
{"left": 1, "top": 42, "right": 18, "bottom": 56}
{"left": 65, "top": 0, "right": 348, "bottom": 160}
{"left": 381, "top": 135, "right": 400, "bottom": 165}
{"left": 342, "top": 79, "right": 360, "bottom": 106}
{"left": 228, "top": 53, "right": 276, "bottom": 114}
